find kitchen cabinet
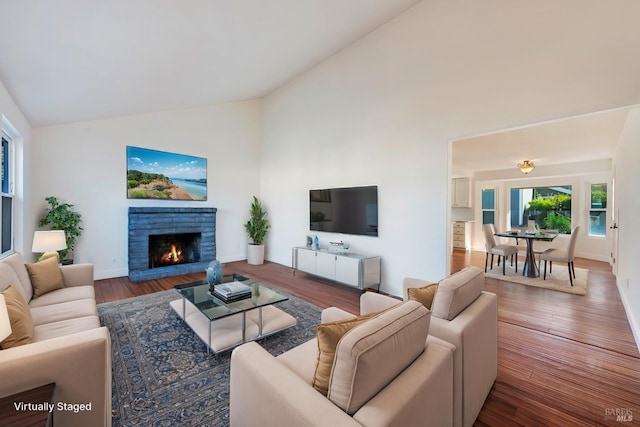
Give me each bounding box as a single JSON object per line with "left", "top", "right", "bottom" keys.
{"left": 452, "top": 177, "right": 471, "bottom": 207}
{"left": 452, "top": 221, "right": 471, "bottom": 250}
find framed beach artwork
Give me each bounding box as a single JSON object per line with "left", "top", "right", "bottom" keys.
{"left": 126, "top": 146, "right": 207, "bottom": 201}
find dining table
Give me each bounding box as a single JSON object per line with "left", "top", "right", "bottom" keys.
{"left": 494, "top": 230, "right": 559, "bottom": 278}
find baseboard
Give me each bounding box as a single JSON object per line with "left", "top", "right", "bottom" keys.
{"left": 95, "top": 267, "right": 128, "bottom": 281}
{"left": 579, "top": 252, "right": 610, "bottom": 263}
{"left": 217, "top": 254, "right": 246, "bottom": 264}
{"left": 616, "top": 276, "right": 640, "bottom": 353}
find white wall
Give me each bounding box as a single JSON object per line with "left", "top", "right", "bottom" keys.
{"left": 613, "top": 107, "right": 640, "bottom": 347}
{"left": 260, "top": 0, "right": 637, "bottom": 297}
{"left": 0, "top": 80, "right": 32, "bottom": 255}
{"left": 470, "top": 159, "right": 613, "bottom": 262}
{"left": 31, "top": 100, "right": 262, "bottom": 279}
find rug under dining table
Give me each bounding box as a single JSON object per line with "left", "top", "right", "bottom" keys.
{"left": 484, "top": 262, "right": 588, "bottom": 295}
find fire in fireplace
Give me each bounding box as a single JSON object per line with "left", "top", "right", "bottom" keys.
{"left": 149, "top": 233, "right": 201, "bottom": 269}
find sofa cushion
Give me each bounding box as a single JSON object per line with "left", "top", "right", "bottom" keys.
{"left": 28, "top": 285, "right": 95, "bottom": 308}
{"left": 29, "top": 299, "right": 97, "bottom": 326}
{"left": 26, "top": 256, "right": 65, "bottom": 298}
{"left": 327, "top": 300, "right": 430, "bottom": 414}
{"left": 407, "top": 283, "right": 438, "bottom": 310}
{"left": 33, "top": 315, "right": 101, "bottom": 342}
{"left": 2, "top": 253, "right": 34, "bottom": 301}
{"left": 0, "top": 285, "right": 34, "bottom": 349}
{"left": 313, "top": 311, "right": 378, "bottom": 396}
{"left": 0, "top": 263, "right": 24, "bottom": 296}
{"left": 432, "top": 266, "right": 484, "bottom": 321}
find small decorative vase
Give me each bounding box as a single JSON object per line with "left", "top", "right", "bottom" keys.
{"left": 206, "top": 260, "right": 222, "bottom": 286}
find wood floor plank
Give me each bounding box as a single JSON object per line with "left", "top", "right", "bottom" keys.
{"left": 95, "top": 253, "right": 640, "bottom": 425}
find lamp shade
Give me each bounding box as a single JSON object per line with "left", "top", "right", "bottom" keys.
{"left": 32, "top": 230, "right": 67, "bottom": 253}
{"left": 0, "top": 294, "right": 11, "bottom": 343}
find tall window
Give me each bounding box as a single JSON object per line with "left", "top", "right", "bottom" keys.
{"left": 1, "top": 132, "right": 14, "bottom": 254}
{"left": 481, "top": 189, "right": 495, "bottom": 225}
{"left": 510, "top": 185, "right": 572, "bottom": 233}
{"left": 589, "top": 183, "right": 607, "bottom": 237}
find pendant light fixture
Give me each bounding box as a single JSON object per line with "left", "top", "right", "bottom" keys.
{"left": 517, "top": 160, "right": 535, "bottom": 174}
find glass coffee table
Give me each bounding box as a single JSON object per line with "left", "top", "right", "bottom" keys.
{"left": 169, "top": 273, "right": 297, "bottom": 354}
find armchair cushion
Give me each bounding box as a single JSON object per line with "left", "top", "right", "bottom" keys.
{"left": 407, "top": 283, "right": 438, "bottom": 309}
{"left": 25, "top": 257, "right": 65, "bottom": 298}
{"left": 313, "top": 312, "right": 378, "bottom": 396}
{"left": 432, "top": 266, "right": 484, "bottom": 320}
{"left": 0, "top": 286, "right": 34, "bottom": 349}
{"left": 327, "top": 300, "right": 430, "bottom": 414}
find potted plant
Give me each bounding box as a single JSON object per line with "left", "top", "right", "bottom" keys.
{"left": 38, "top": 196, "right": 83, "bottom": 263}
{"left": 244, "top": 196, "right": 269, "bottom": 265}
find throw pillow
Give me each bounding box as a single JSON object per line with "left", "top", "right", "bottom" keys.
{"left": 0, "top": 285, "right": 34, "bottom": 349}
{"left": 407, "top": 283, "right": 438, "bottom": 310}
{"left": 39, "top": 251, "right": 60, "bottom": 263}
{"left": 312, "top": 311, "right": 380, "bottom": 396}
{"left": 25, "top": 256, "right": 65, "bottom": 298}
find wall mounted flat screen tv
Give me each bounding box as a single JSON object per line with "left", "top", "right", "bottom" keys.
{"left": 310, "top": 185, "right": 378, "bottom": 237}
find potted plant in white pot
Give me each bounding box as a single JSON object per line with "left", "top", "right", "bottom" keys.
{"left": 244, "top": 196, "right": 270, "bottom": 265}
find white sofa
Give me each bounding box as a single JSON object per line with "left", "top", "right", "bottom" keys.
{"left": 0, "top": 252, "right": 111, "bottom": 427}
{"left": 363, "top": 266, "right": 498, "bottom": 427}
{"left": 230, "top": 299, "right": 455, "bottom": 427}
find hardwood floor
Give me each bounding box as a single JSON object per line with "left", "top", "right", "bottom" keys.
{"left": 95, "top": 253, "right": 640, "bottom": 426}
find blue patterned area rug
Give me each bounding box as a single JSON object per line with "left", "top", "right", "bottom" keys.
{"left": 98, "top": 288, "right": 322, "bottom": 427}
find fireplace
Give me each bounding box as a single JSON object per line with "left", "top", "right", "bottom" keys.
{"left": 149, "top": 232, "right": 201, "bottom": 268}
{"left": 128, "top": 207, "right": 216, "bottom": 281}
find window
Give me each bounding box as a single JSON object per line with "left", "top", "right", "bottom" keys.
{"left": 510, "top": 185, "right": 572, "bottom": 233}
{"left": 481, "top": 189, "right": 495, "bottom": 225}
{"left": 1, "top": 131, "right": 14, "bottom": 254}
{"left": 589, "top": 183, "right": 607, "bottom": 237}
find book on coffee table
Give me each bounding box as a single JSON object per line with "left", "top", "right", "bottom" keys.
{"left": 212, "top": 281, "right": 252, "bottom": 302}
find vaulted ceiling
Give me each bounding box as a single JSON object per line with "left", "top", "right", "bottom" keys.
{"left": 1, "top": 0, "right": 638, "bottom": 173}
{"left": 0, "top": 0, "right": 421, "bottom": 127}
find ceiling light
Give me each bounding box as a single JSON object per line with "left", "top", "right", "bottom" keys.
{"left": 517, "top": 160, "right": 535, "bottom": 174}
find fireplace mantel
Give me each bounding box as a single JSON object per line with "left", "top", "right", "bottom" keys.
{"left": 128, "top": 207, "right": 217, "bottom": 281}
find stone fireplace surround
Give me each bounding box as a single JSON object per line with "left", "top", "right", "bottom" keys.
{"left": 128, "top": 207, "right": 216, "bottom": 281}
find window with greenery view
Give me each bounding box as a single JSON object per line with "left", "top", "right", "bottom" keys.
{"left": 589, "top": 183, "right": 607, "bottom": 237}
{"left": 481, "top": 189, "right": 495, "bottom": 225}
{"left": 510, "top": 185, "right": 572, "bottom": 234}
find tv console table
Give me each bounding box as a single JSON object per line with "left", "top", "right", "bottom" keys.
{"left": 292, "top": 246, "right": 381, "bottom": 291}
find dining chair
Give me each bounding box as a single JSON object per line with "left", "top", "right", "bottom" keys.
{"left": 482, "top": 224, "right": 518, "bottom": 275}
{"left": 540, "top": 226, "right": 580, "bottom": 286}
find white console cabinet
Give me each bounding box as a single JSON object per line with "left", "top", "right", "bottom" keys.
{"left": 292, "top": 247, "right": 381, "bottom": 290}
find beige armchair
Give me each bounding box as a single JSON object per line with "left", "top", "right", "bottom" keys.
{"left": 362, "top": 266, "right": 497, "bottom": 427}
{"left": 230, "top": 300, "right": 455, "bottom": 427}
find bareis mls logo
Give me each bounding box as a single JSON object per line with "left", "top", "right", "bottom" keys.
{"left": 605, "top": 408, "right": 633, "bottom": 422}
